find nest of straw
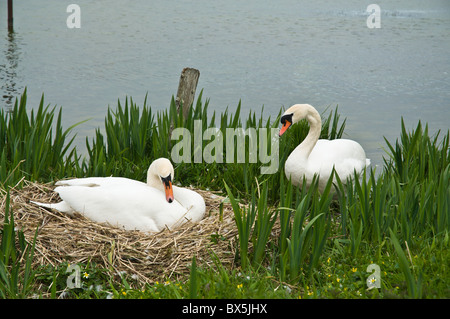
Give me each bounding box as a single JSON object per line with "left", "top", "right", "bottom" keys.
{"left": 0, "top": 181, "right": 239, "bottom": 284}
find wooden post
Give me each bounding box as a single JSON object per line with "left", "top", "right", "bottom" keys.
{"left": 8, "top": 0, "right": 14, "bottom": 32}
{"left": 175, "top": 67, "right": 200, "bottom": 119}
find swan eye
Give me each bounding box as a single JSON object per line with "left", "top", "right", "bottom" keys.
{"left": 281, "top": 113, "right": 293, "bottom": 125}
{"left": 160, "top": 175, "right": 172, "bottom": 187}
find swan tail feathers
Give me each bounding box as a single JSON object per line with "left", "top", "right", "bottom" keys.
{"left": 30, "top": 200, "right": 75, "bottom": 216}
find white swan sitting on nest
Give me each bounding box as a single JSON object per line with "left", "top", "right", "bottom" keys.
{"left": 279, "top": 104, "right": 370, "bottom": 193}
{"left": 32, "top": 158, "right": 206, "bottom": 232}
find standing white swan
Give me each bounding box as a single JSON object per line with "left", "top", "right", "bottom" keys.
{"left": 32, "top": 158, "right": 206, "bottom": 232}
{"left": 279, "top": 104, "right": 370, "bottom": 193}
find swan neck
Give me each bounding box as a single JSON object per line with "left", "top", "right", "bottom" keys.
{"left": 297, "top": 109, "right": 321, "bottom": 158}
{"left": 146, "top": 174, "right": 162, "bottom": 190}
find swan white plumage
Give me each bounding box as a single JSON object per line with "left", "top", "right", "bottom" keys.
{"left": 279, "top": 104, "right": 370, "bottom": 193}
{"left": 31, "top": 158, "right": 206, "bottom": 232}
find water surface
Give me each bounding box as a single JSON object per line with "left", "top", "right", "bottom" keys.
{"left": 1, "top": 0, "right": 449, "bottom": 169}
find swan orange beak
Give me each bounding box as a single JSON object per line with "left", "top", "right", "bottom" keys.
{"left": 161, "top": 175, "right": 174, "bottom": 203}
{"left": 279, "top": 120, "right": 291, "bottom": 136}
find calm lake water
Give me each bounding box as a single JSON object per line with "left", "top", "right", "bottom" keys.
{"left": 1, "top": 0, "right": 449, "bottom": 170}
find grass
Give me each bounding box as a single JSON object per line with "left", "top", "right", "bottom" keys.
{"left": 0, "top": 89, "right": 84, "bottom": 188}
{"left": 0, "top": 89, "right": 449, "bottom": 299}
{"left": 0, "top": 191, "right": 38, "bottom": 298}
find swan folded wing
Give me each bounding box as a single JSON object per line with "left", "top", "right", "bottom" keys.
{"left": 309, "top": 140, "right": 366, "bottom": 168}
{"left": 55, "top": 177, "right": 147, "bottom": 188}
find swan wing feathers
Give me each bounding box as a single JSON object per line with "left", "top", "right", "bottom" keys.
{"left": 308, "top": 139, "right": 368, "bottom": 177}
{"left": 55, "top": 177, "right": 145, "bottom": 188}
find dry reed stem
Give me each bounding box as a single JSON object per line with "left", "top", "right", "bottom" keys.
{"left": 0, "top": 181, "right": 240, "bottom": 285}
